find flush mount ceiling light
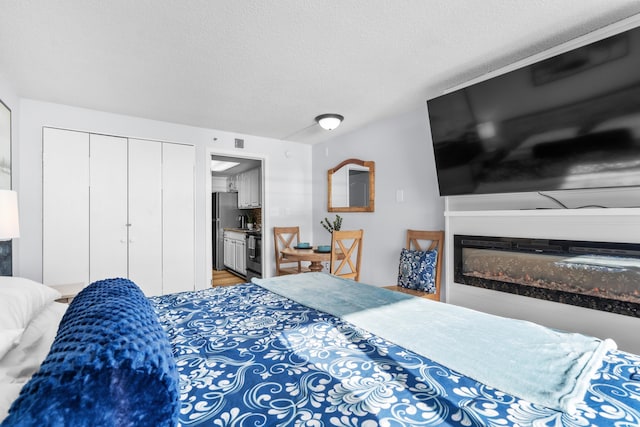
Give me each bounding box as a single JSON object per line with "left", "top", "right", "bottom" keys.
{"left": 315, "top": 114, "right": 344, "bottom": 131}
{"left": 211, "top": 160, "right": 240, "bottom": 172}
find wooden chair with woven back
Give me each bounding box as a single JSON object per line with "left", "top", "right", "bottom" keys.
{"left": 384, "top": 230, "right": 444, "bottom": 301}
{"left": 273, "top": 226, "right": 310, "bottom": 276}
{"left": 330, "top": 229, "right": 364, "bottom": 281}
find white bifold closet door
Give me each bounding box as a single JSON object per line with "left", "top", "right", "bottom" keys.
{"left": 128, "top": 139, "right": 163, "bottom": 295}
{"left": 43, "top": 128, "right": 194, "bottom": 295}
{"left": 42, "top": 128, "right": 90, "bottom": 287}
{"left": 89, "top": 134, "right": 128, "bottom": 283}
{"left": 162, "top": 143, "right": 195, "bottom": 294}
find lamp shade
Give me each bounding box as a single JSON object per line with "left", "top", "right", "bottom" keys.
{"left": 315, "top": 114, "right": 344, "bottom": 130}
{"left": 0, "top": 190, "right": 20, "bottom": 240}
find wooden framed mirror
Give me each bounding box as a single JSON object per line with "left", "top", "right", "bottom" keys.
{"left": 327, "top": 158, "right": 375, "bottom": 212}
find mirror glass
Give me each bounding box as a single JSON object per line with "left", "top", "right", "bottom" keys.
{"left": 328, "top": 159, "right": 375, "bottom": 212}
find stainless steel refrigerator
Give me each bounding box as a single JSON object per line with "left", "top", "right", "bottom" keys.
{"left": 213, "top": 192, "right": 242, "bottom": 270}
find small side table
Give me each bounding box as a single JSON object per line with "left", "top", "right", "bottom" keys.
{"left": 50, "top": 282, "right": 85, "bottom": 304}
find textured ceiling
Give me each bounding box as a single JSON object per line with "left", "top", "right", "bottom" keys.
{"left": 1, "top": 1, "right": 640, "bottom": 144}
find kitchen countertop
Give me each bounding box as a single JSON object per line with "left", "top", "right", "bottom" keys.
{"left": 224, "top": 228, "right": 262, "bottom": 234}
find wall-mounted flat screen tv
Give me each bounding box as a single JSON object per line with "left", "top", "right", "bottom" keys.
{"left": 427, "top": 25, "right": 640, "bottom": 196}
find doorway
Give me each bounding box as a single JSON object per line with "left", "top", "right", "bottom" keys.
{"left": 210, "top": 154, "right": 264, "bottom": 287}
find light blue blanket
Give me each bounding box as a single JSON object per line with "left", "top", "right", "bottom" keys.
{"left": 253, "top": 272, "right": 616, "bottom": 414}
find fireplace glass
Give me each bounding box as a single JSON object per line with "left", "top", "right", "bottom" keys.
{"left": 454, "top": 235, "right": 640, "bottom": 317}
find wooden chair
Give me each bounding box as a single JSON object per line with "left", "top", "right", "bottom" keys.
{"left": 330, "top": 229, "right": 364, "bottom": 281}
{"left": 384, "top": 230, "right": 444, "bottom": 301}
{"left": 273, "top": 226, "right": 310, "bottom": 276}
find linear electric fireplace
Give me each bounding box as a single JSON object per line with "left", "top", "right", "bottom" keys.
{"left": 454, "top": 235, "right": 640, "bottom": 317}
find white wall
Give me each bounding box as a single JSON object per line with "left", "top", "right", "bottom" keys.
{"left": 312, "top": 108, "right": 445, "bottom": 286}
{"left": 17, "top": 99, "right": 313, "bottom": 286}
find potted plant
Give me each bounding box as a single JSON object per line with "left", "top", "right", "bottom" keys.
{"left": 247, "top": 212, "right": 256, "bottom": 230}
{"left": 320, "top": 214, "right": 342, "bottom": 234}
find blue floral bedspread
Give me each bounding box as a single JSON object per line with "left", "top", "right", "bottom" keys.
{"left": 150, "top": 283, "right": 640, "bottom": 427}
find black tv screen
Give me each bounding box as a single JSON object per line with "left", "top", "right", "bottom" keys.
{"left": 427, "top": 25, "right": 640, "bottom": 196}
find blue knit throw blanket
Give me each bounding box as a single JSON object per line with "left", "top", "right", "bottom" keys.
{"left": 254, "top": 272, "right": 616, "bottom": 414}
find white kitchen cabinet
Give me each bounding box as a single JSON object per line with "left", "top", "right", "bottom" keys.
{"left": 236, "top": 174, "right": 245, "bottom": 208}
{"left": 234, "top": 238, "right": 246, "bottom": 275}
{"left": 239, "top": 171, "right": 251, "bottom": 208}
{"left": 236, "top": 168, "right": 261, "bottom": 208}
{"left": 248, "top": 168, "right": 261, "bottom": 207}
{"left": 223, "top": 231, "right": 246, "bottom": 276}
{"left": 224, "top": 237, "right": 235, "bottom": 269}
{"left": 42, "top": 128, "right": 195, "bottom": 296}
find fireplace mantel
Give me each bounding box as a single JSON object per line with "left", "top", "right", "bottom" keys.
{"left": 446, "top": 207, "right": 640, "bottom": 218}
{"left": 444, "top": 192, "right": 640, "bottom": 354}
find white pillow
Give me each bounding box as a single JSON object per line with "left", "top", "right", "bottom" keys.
{"left": 0, "top": 330, "right": 23, "bottom": 361}
{"left": 0, "top": 302, "right": 68, "bottom": 381}
{"left": 0, "top": 277, "right": 61, "bottom": 359}
{"left": 0, "top": 301, "right": 68, "bottom": 422}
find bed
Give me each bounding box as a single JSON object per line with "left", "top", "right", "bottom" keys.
{"left": 1, "top": 273, "right": 640, "bottom": 426}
